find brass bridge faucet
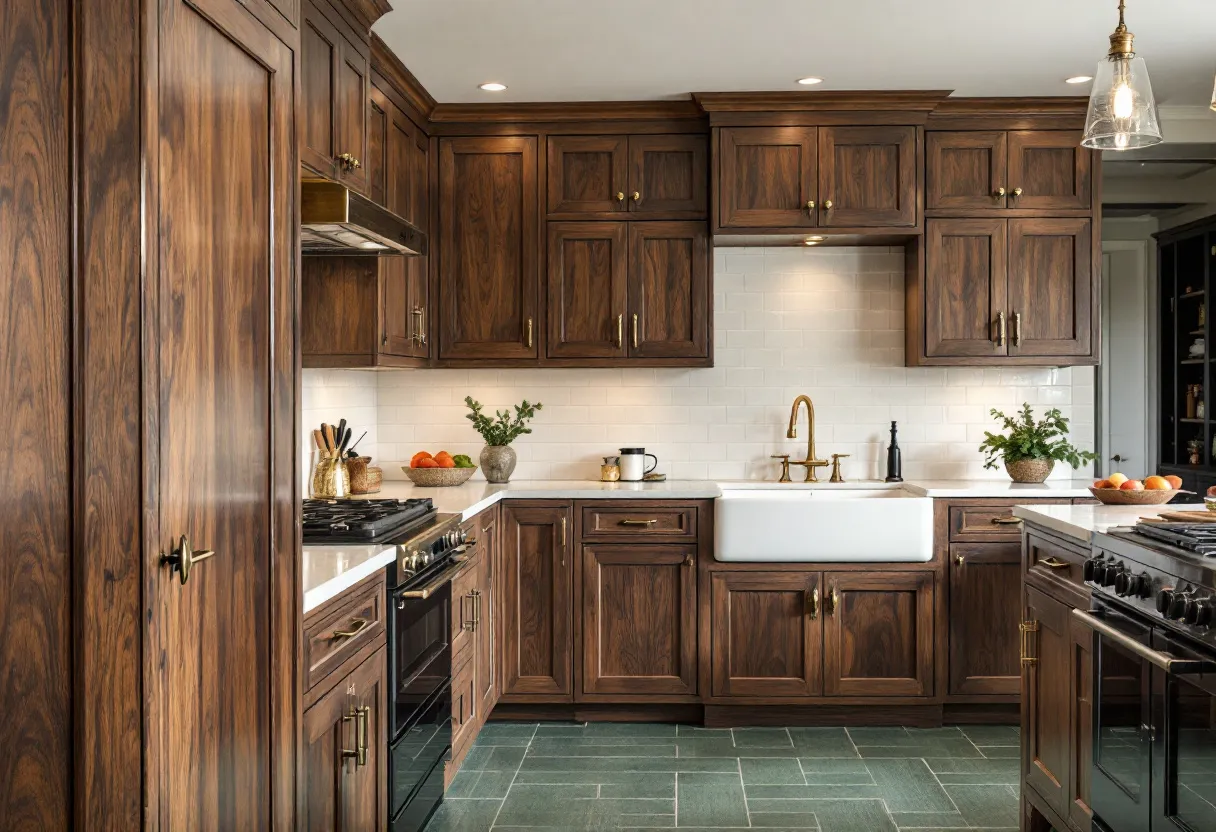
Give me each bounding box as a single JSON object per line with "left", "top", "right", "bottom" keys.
{"left": 786, "top": 394, "right": 830, "bottom": 482}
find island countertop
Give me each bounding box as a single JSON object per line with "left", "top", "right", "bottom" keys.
{"left": 1012, "top": 502, "right": 1207, "bottom": 544}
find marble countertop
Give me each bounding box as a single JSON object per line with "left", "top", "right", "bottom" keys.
{"left": 302, "top": 543, "right": 395, "bottom": 615}
{"left": 1012, "top": 502, "right": 1208, "bottom": 544}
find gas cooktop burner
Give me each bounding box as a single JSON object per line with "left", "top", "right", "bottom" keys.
{"left": 302, "top": 498, "right": 436, "bottom": 544}
{"left": 1131, "top": 523, "right": 1216, "bottom": 558}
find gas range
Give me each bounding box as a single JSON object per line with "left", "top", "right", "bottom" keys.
{"left": 1090, "top": 523, "right": 1216, "bottom": 648}
{"left": 302, "top": 497, "right": 437, "bottom": 544}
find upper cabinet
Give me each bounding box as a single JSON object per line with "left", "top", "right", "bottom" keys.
{"left": 927, "top": 130, "right": 1090, "bottom": 213}
{"left": 301, "top": 0, "right": 369, "bottom": 191}
{"left": 547, "top": 134, "right": 707, "bottom": 219}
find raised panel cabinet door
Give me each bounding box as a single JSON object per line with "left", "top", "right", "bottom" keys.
{"left": 818, "top": 126, "right": 917, "bottom": 227}
{"left": 341, "top": 648, "right": 389, "bottom": 832}
{"left": 1007, "top": 131, "right": 1091, "bottom": 211}
{"left": 627, "top": 134, "right": 708, "bottom": 218}
{"left": 385, "top": 111, "right": 413, "bottom": 221}
{"left": 1007, "top": 218, "right": 1093, "bottom": 358}
{"left": 926, "top": 131, "right": 1008, "bottom": 210}
{"left": 948, "top": 542, "right": 1022, "bottom": 696}
{"left": 547, "top": 135, "right": 628, "bottom": 216}
{"left": 547, "top": 222, "right": 628, "bottom": 359}
{"left": 366, "top": 88, "right": 389, "bottom": 207}
{"left": 379, "top": 255, "right": 413, "bottom": 357}
{"left": 477, "top": 513, "right": 499, "bottom": 714}
{"left": 717, "top": 126, "right": 817, "bottom": 228}
{"left": 627, "top": 222, "right": 709, "bottom": 360}
{"left": 924, "top": 218, "right": 1008, "bottom": 358}
{"left": 300, "top": 0, "right": 339, "bottom": 177}
{"left": 302, "top": 668, "right": 356, "bottom": 831}
{"left": 438, "top": 136, "right": 539, "bottom": 360}
{"left": 710, "top": 571, "right": 822, "bottom": 698}
{"left": 581, "top": 544, "right": 697, "bottom": 697}
{"left": 823, "top": 571, "right": 934, "bottom": 697}
{"left": 1068, "top": 612, "right": 1094, "bottom": 830}
{"left": 501, "top": 503, "right": 572, "bottom": 699}
{"left": 152, "top": 0, "right": 295, "bottom": 827}
{"left": 1022, "top": 585, "right": 1072, "bottom": 819}
{"left": 335, "top": 38, "right": 369, "bottom": 193}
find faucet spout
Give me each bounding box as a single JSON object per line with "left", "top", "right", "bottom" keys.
{"left": 786, "top": 395, "right": 828, "bottom": 482}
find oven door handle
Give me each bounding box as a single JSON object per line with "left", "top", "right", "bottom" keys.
{"left": 397, "top": 560, "right": 466, "bottom": 600}
{"left": 1073, "top": 609, "right": 1214, "bottom": 673}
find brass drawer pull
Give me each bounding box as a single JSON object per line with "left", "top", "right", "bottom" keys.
{"left": 1039, "top": 557, "right": 1071, "bottom": 570}
{"left": 990, "top": 516, "right": 1023, "bottom": 526}
{"left": 619, "top": 519, "right": 658, "bottom": 526}
{"left": 330, "top": 618, "right": 369, "bottom": 640}
{"left": 807, "top": 587, "right": 820, "bottom": 619}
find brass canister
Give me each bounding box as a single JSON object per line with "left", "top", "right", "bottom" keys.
{"left": 600, "top": 456, "right": 621, "bottom": 482}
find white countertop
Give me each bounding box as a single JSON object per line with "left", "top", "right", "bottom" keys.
{"left": 1013, "top": 502, "right": 1208, "bottom": 544}
{"left": 302, "top": 543, "right": 395, "bottom": 615}
{"left": 901, "top": 479, "right": 1097, "bottom": 498}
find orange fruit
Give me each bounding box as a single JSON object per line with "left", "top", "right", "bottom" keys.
{"left": 1165, "top": 475, "right": 1183, "bottom": 490}
{"left": 410, "top": 451, "right": 432, "bottom": 468}
{"left": 416, "top": 457, "right": 440, "bottom": 469}
{"left": 1119, "top": 479, "right": 1144, "bottom": 491}
{"left": 434, "top": 451, "right": 454, "bottom": 461}
{"left": 1143, "top": 475, "right": 1170, "bottom": 491}
{"left": 1107, "top": 472, "right": 1128, "bottom": 487}
{"left": 436, "top": 456, "right": 456, "bottom": 469}
{"left": 1093, "top": 479, "right": 1111, "bottom": 489}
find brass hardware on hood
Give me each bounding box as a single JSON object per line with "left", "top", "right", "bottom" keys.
{"left": 301, "top": 178, "right": 426, "bottom": 256}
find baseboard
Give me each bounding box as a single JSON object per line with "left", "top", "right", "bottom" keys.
{"left": 703, "top": 704, "right": 944, "bottom": 728}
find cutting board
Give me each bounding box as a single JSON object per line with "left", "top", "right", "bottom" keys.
{"left": 1143, "top": 510, "right": 1216, "bottom": 524}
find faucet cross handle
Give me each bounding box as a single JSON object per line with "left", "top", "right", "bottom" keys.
{"left": 829, "top": 453, "right": 851, "bottom": 483}
{"left": 770, "top": 454, "right": 793, "bottom": 483}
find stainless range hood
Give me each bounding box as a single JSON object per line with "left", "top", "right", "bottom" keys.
{"left": 301, "top": 178, "right": 427, "bottom": 256}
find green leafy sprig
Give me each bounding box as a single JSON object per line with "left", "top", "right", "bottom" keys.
{"left": 978, "top": 404, "right": 1098, "bottom": 470}
{"left": 464, "top": 396, "right": 543, "bottom": 447}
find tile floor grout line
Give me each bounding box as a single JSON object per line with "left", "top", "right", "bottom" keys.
{"left": 674, "top": 770, "right": 679, "bottom": 828}
{"left": 926, "top": 757, "right": 966, "bottom": 823}
{"left": 796, "top": 756, "right": 809, "bottom": 786}
{"left": 736, "top": 756, "right": 753, "bottom": 828}
{"left": 486, "top": 722, "right": 536, "bottom": 832}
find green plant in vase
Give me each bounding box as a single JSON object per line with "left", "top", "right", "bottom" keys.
{"left": 978, "top": 404, "right": 1097, "bottom": 483}
{"left": 464, "top": 396, "right": 543, "bottom": 483}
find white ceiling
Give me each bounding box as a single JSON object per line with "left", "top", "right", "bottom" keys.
{"left": 374, "top": 0, "right": 1216, "bottom": 106}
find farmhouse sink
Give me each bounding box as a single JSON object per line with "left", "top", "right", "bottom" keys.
{"left": 714, "top": 487, "right": 934, "bottom": 562}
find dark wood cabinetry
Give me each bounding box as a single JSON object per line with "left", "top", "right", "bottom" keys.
{"left": 1022, "top": 583, "right": 1072, "bottom": 818}
{"left": 1007, "top": 131, "right": 1091, "bottom": 212}
{"left": 948, "top": 542, "right": 1022, "bottom": 696}
{"left": 547, "top": 222, "right": 629, "bottom": 358}
{"left": 717, "top": 126, "right": 818, "bottom": 229}
{"left": 547, "top": 134, "right": 706, "bottom": 219}
{"left": 927, "top": 130, "right": 1090, "bottom": 213}
{"left": 818, "top": 126, "right": 917, "bottom": 227}
{"left": 301, "top": 0, "right": 369, "bottom": 191}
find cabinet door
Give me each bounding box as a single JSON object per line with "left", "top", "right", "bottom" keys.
{"left": 405, "top": 128, "right": 430, "bottom": 359}
{"left": 627, "top": 222, "right": 709, "bottom": 360}
{"left": 1007, "top": 131, "right": 1091, "bottom": 211}
{"left": 823, "top": 571, "right": 934, "bottom": 697}
{"left": 710, "top": 571, "right": 822, "bottom": 698}
{"left": 501, "top": 503, "right": 572, "bottom": 699}
{"left": 334, "top": 38, "right": 368, "bottom": 193}
{"left": 1068, "top": 612, "right": 1095, "bottom": 831}
{"left": 477, "top": 511, "right": 500, "bottom": 714}
{"left": 1007, "top": 218, "right": 1093, "bottom": 358}
{"left": 547, "top": 222, "right": 628, "bottom": 359}
{"left": 385, "top": 109, "right": 413, "bottom": 220}
{"left": 581, "top": 544, "right": 697, "bottom": 696}
{"left": 718, "top": 126, "right": 817, "bottom": 228}
{"left": 300, "top": 0, "right": 339, "bottom": 177}
{"left": 547, "top": 135, "right": 628, "bottom": 216}
{"left": 1023, "top": 585, "right": 1072, "bottom": 819}
{"left": 628, "top": 134, "right": 708, "bottom": 218}
{"left": 926, "top": 131, "right": 1008, "bottom": 211}
{"left": 366, "top": 88, "right": 389, "bottom": 207}
{"left": 438, "top": 136, "right": 539, "bottom": 360}
{"left": 380, "top": 256, "right": 414, "bottom": 357}
{"left": 818, "top": 126, "right": 916, "bottom": 227}
{"left": 342, "top": 648, "right": 388, "bottom": 832}
{"left": 948, "top": 542, "right": 1022, "bottom": 696}
{"left": 924, "top": 218, "right": 1007, "bottom": 358}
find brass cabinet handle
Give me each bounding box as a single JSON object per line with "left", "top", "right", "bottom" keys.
{"left": 615, "top": 192, "right": 625, "bottom": 202}
{"left": 805, "top": 200, "right": 816, "bottom": 213}
{"left": 357, "top": 705, "right": 369, "bottom": 766}
{"left": 828, "top": 586, "right": 839, "bottom": 615}
{"left": 631, "top": 191, "right": 641, "bottom": 203}
{"left": 996, "top": 311, "right": 1006, "bottom": 347}
{"left": 995, "top": 187, "right": 1006, "bottom": 199}
{"left": 683, "top": 554, "right": 694, "bottom": 567}
{"left": 1012, "top": 312, "right": 1022, "bottom": 347}
{"left": 1020, "top": 621, "right": 1039, "bottom": 665}
{"left": 560, "top": 516, "right": 567, "bottom": 567}
{"left": 471, "top": 589, "right": 482, "bottom": 627}
{"left": 1011, "top": 187, "right": 1023, "bottom": 199}
{"left": 462, "top": 592, "right": 476, "bottom": 632}
{"left": 330, "top": 618, "right": 369, "bottom": 640}
{"left": 631, "top": 313, "right": 639, "bottom": 349}
{"left": 807, "top": 587, "right": 820, "bottom": 619}
{"left": 411, "top": 307, "right": 425, "bottom": 344}
{"left": 616, "top": 314, "right": 623, "bottom": 349}
{"left": 420, "top": 306, "right": 427, "bottom": 345}
{"left": 620, "top": 519, "right": 658, "bottom": 526}
{"left": 991, "top": 516, "right": 1023, "bottom": 526}
{"left": 525, "top": 317, "right": 533, "bottom": 349}
{"left": 1039, "top": 557, "right": 1071, "bottom": 570}
{"left": 955, "top": 554, "right": 965, "bottom": 567}
{"left": 337, "top": 152, "right": 361, "bottom": 171}
{"left": 822, "top": 200, "right": 833, "bottom": 210}
{"left": 161, "top": 535, "right": 216, "bottom": 585}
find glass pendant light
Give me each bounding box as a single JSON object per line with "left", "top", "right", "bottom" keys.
{"left": 1082, "top": 0, "right": 1162, "bottom": 150}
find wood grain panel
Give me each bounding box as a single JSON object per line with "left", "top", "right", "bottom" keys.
{"left": 949, "top": 543, "right": 1021, "bottom": 696}
{"left": 438, "top": 136, "right": 538, "bottom": 360}
{"left": 718, "top": 126, "right": 816, "bottom": 228}
{"left": 300, "top": 1, "right": 338, "bottom": 176}
{"left": 1007, "top": 218, "right": 1092, "bottom": 358}
{"left": 366, "top": 89, "right": 388, "bottom": 206}
{"left": 303, "top": 576, "right": 385, "bottom": 694}
{"left": 823, "top": 571, "right": 933, "bottom": 697}
{"left": 546, "top": 222, "right": 627, "bottom": 359}
{"left": 1023, "top": 585, "right": 1072, "bottom": 818}
{"left": 710, "top": 571, "right": 821, "bottom": 698}
{"left": 1068, "top": 612, "right": 1094, "bottom": 830}
{"left": 818, "top": 126, "right": 916, "bottom": 227}
{"left": 926, "top": 131, "right": 1007, "bottom": 210}
{"left": 335, "top": 35, "right": 368, "bottom": 192}
{"left": 924, "top": 218, "right": 1006, "bottom": 358}
{"left": 1007, "top": 131, "right": 1090, "bottom": 210}
{"left": 301, "top": 257, "right": 379, "bottom": 361}
{"left": 546, "top": 135, "right": 628, "bottom": 216}
{"left": 581, "top": 545, "right": 697, "bottom": 696}
{"left": 628, "top": 134, "right": 707, "bottom": 218}
{"left": 628, "top": 222, "right": 709, "bottom": 359}
{"left": 580, "top": 502, "right": 697, "bottom": 540}
{"left": 1, "top": 0, "right": 71, "bottom": 828}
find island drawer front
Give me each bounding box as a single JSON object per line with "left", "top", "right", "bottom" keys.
{"left": 580, "top": 502, "right": 698, "bottom": 540}
{"left": 304, "top": 577, "right": 386, "bottom": 694}
{"left": 949, "top": 501, "right": 1072, "bottom": 542}
{"left": 1024, "top": 529, "right": 1088, "bottom": 600}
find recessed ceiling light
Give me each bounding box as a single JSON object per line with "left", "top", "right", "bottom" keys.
{"left": 796, "top": 77, "right": 824, "bottom": 86}
{"left": 1066, "top": 75, "right": 1094, "bottom": 84}
{"left": 479, "top": 82, "right": 507, "bottom": 92}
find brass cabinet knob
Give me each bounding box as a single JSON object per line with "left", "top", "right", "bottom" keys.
{"left": 161, "top": 535, "right": 216, "bottom": 585}
{"left": 1011, "top": 187, "right": 1023, "bottom": 198}
{"left": 822, "top": 200, "right": 833, "bottom": 210}
{"left": 806, "top": 200, "right": 816, "bottom": 212}
{"left": 956, "top": 554, "right": 966, "bottom": 566}
{"left": 615, "top": 192, "right": 625, "bottom": 202}
{"left": 631, "top": 191, "right": 641, "bottom": 202}
{"left": 996, "top": 187, "right": 1007, "bottom": 199}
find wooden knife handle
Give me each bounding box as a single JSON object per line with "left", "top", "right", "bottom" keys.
{"left": 322, "top": 424, "right": 336, "bottom": 452}
{"left": 312, "top": 429, "right": 326, "bottom": 451}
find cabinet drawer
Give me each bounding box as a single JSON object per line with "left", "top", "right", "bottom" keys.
{"left": 303, "top": 576, "right": 385, "bottom": 693}
{"left": 580, "top": 503, "right": 697, "bottom": 539}
{"left": 948, "top": 502, "right": 1071, "bottom": 542}
{"left": 1024, "top": 530, "right": 1087, "bottom": 596}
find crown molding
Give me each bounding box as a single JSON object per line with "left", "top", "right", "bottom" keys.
{"left": 339, "top": 0, "right": 392, "bottom": 30}
{"left": 370, "top": 34, "right": 436, "bottom": 121}
{"left": 931, "top": 96, "right": 1089, "bottom": 117}
{"left": 428, "top": 99, "right": 705, "bottom": 124}
{"left": 693, "top": 90, "right": 954, "bottom": 113}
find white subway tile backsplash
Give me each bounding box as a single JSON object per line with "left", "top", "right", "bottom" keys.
{"left": 300, "top": 248, "right": 1096, "bottom": 484}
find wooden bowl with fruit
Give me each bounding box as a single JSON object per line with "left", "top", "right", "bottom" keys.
{"left": 403, "top": 451, "right": 477, "bottom": 487}
{"left": 1089, "top": 473, "right": 1186, "bottom": 505}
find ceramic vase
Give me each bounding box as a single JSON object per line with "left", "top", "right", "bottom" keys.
{"left": 480, "top": 445, "right": 517, "bottom": 483}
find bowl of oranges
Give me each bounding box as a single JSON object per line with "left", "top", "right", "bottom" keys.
{"left": 403, "top": 451, "right": 477, "bottom": 487}
{"left": 1089, "top": 472, "right": 1185, "bottom": 505}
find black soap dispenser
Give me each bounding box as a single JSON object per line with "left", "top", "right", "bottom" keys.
{"left": 885, "top": 421, "right": 903, "bottom": 483}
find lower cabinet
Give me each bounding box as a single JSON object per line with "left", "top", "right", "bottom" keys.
{"left": 948, "top": 541, "right": 1023, "bottom": 696}
{"left": 580, "top": 543, "right": 698, "bottom": 697}
{"left": 1022, "top": 583, "right": 1073, "bottom": 820}
{"left": 302, "top": 646, "right": 388, "bottom": 831}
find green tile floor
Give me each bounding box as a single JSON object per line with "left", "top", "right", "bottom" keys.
{"left": 424, "top": 724, "right": 1022, "bottom": 831}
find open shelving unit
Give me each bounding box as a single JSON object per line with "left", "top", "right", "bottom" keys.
{"left": 1158, "top": 213, "right": 1216, "bottom": 495}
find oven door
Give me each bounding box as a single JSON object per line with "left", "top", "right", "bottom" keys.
{"left": 389, "top": 580, "right": 452, "bottom": 741}
{"left": 1151, "top": 629, "right": 1216, "bottom": 832}
{"left": 1083, "top": 599, "right": 1155, "bottom": 832}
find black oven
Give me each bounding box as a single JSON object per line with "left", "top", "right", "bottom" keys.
{"left": 1151, "top": 628, "right": 1216, "bottom": 832}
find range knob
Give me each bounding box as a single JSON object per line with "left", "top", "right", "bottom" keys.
{"left": 1168, "top": 592, "right": 1190, "bottom": 621}
{"left": 1115, "top": 570, "right": 1130, "bottom": 596}
{"left": 1102, "top": 562, "right": 1123, "bottom": 588}
{"left": 1157, "top": 589, "right": 1175, "bottom": 615}
{"left": 1126, "top": 572, "right": 1151, "bottom": 598}
{"left": 1084, "top": 556, "right": 1103, "bottom": 582}
{"left": 1194, "top": 600, "right": 1214, "bottom": 628}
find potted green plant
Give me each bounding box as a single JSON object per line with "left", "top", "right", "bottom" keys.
{"left": 464, "top": 396, "right": 543, "bottom": 483}
{"left": 978, "top": 404, "right": 1098, "bottom": 483}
